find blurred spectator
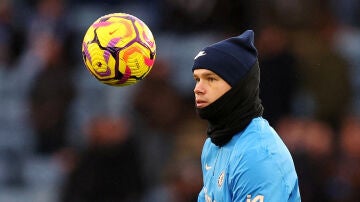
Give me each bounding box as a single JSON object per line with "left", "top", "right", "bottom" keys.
{"left": 290, "top": 18, "right": 352, "bottom": 128}
{"left": 0, "top": 0, "right": 24, "bottom": 67}
{"left": 60, "top": 116, "right": 144, "bottom": 202}
{"left": 155, "top": 33, "right": 219, "bottom": 97}
{"left": 330, "top": 0, "right": 360, "bottom": 28}
{"left": 161, "top": 0, "right": 257, "bottom": 34}
{"left": 0, "top": 0, "right": 31, "bottom": 189}
{"left": 333, "top": 25, "right": 360, "bottom": 117}
{"left": 27, "top": 31, "right": 76, "bottom": 155}
{"left": 0, "top": 0, "right": 29, "bottom": 151}
{"left": 131, "top": 59, "right": 191, "bottom": 190}
{"left": 277, "top": 117, "right": 336, "bottom": 201}
{"left": 25, "top": 0, "right": 76, "bottom": 67}
{"left": 26, "top": 0, "right": 72, "bottom": 44}
{"left": 142, "top": 118, "right": 206, "bottom": 202}
{"left": 160, "top": 0, "right": 216, "bottom": 32}
{"left": 326, "top": 115, "right": 360, "bottom": 201}
{"left": 276, "top": 117, "right": 307, "bottom": 154}
{"left": 23, "top": 0, "right": 76, "bottom": 155}
{"left": 257, "top": 24, "right": 299, "bottom": 126}
{"left": 258, "top": 0, "right": 353, "bottom": 130}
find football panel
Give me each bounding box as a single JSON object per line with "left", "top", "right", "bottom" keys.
{"left": 134, "top": 19, "right": 156, "bottom": 54}
{"left": 94, "top": 16, "right": 137, "bottom": 49}
{"left": 83, "top": 25, "right": 96, "bottom": 45}
{"left": 119, "top": 42, "right": 153, "bottom": 78}
{"left": 84, "top": 43, "right": 117, "bottom": 80}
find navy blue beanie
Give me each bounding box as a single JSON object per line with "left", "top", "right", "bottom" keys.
{"left": 192, "top": 30, "right": 258, "bottom": 87}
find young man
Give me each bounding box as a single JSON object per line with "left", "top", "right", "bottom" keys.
{"left": 192, "top": 30, "right": 301, "bottom": 202}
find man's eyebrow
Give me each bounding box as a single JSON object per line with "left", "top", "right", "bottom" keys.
{"left": 194, "top": 72, "right": 217, "bottom": 77}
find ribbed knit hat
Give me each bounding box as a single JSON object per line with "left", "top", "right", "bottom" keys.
{"left": 192, "top": 30, "right": 258, "bottom": 87}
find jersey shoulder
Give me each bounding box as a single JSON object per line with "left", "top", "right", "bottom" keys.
{"left": 228, "top": 118, "right": 298, "bottom": 199}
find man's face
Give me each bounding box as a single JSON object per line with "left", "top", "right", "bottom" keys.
{"left": 193, "top": 69, "right": 231, "bottom": 108}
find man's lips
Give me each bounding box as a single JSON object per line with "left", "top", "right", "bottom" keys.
{"left": 196, "top": 99, "right": 207, "bottom": 108}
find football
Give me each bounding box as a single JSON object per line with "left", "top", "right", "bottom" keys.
{"left": 82, "top": 13, "right": 156, "bottom": 86}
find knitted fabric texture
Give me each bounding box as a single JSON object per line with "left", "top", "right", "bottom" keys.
{"left": 192, "top": 30, "right": 258, "bottom": 86}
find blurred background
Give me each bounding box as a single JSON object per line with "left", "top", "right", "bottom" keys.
{"left": 0, "top": 0, "right": 360, "bottom": 201}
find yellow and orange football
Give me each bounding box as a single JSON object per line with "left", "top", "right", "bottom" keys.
{"left": 82, "top": 13, "right": 156, "bottom": 86}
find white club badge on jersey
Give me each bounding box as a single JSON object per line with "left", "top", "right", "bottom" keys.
{"left": 217, "top": 171, "right": 225, "bottom": 187}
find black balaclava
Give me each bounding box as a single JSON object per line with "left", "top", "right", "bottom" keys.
{"left": 192, "top": 30, "right": 264, "bottom": 146}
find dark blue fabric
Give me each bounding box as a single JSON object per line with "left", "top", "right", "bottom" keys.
{"left": 192, "top": 30, "right": 257, "bottom": 87}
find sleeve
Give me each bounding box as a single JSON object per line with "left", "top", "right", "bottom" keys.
{"left": 228, "top": 147, "right": 290, "bottom": 202}
{"left": 197, "top": 156, "right": 205, "bottom": 202}
{"left": 197, "top": 139, "right": 209, "bottom": 202}
{"left": 197, "top": 187, "right": 205, "bottom": 202}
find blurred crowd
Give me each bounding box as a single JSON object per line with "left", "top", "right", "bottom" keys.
{"left": 0, "top": 0, "right": 360, "bottom": 201}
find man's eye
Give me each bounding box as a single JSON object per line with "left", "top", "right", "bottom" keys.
{"left": 208, "top": 77, "right": 216, "bottom": 82}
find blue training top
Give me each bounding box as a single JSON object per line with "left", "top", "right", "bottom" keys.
{"left": 198, "top": 117, "right": 301, "bottom": 202}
